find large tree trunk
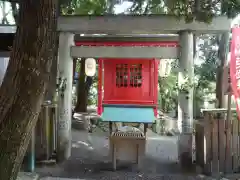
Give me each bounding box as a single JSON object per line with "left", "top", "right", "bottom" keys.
{"left": 75, "top": 59, "right": 93, "bottom": 113}
{"left": 0, "top": 0, "right": 57, "bottom": 179}
{"left": 75, "top": 59, "right": 87, "bottom": 112}
{"left": 10, "top": 1, "right": 58, "bottom": 102}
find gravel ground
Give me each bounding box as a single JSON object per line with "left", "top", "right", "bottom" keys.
{"left": 35, "top": 129, "right": 213, "bottom": 180}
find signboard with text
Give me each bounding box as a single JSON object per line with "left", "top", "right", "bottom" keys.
{"left": 230, "top": 27, "right": 240, "bottom": 119}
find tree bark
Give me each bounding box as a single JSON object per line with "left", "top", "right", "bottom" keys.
{"left": 74, "top": 59, "right": 93, "bottom": 113}
{"left": 75, "top": 59, "right": 87, "bottom": 112}
{"left": 0, "top": 0, "right": 57, "bottom": 179}
{"left": 72, "top": 58, "right": 77, "bottom": 82}
{"left": 9, "top": 1, "right": 58, "bottom": 102}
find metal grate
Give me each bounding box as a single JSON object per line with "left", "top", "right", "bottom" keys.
{"left": 112, "top": 131, "right": 145, "bottom": 138}
{"left": 116, "top": 63, "right": 142, "bottom": 88}
{"left": 116, "top": 64, "right": 128, "bottom": 87}
{"left": 130, "top": 64, "right": 142, "bottom": 87}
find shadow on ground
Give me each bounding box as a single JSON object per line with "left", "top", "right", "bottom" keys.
{"left": 35, "top": 129, "right": 197, "bottom": 179}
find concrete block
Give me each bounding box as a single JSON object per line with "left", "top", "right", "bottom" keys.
{"left": 17, "top": 172, "right": 39, "bottom": 180}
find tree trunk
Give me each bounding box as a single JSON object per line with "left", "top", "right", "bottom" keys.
{"left": 75, "top": 59, "right": 87, "bottom": 112}
{"left": 75, "top": 59, "right": 93, "bottom": 113}
{"left": 72, "top": 58, "right": 77, "bottom": 82}
{"left": 174, "top": 99, "right": 178, "bottom": 118}
{"left": 0, "top": 0, "right": 57, "bottom": 179}
{"left": 9, "top": 1, "right": 58, "bottom": 102}
{"left": 216, "top": 32, "right": 229, "bottom": 108}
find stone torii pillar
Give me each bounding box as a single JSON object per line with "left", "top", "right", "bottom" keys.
{"left": 57, "top": 32, "right": 74, "bottom": 162}
{"left": 178, "top": 31, "right": 194, "bottom": 168}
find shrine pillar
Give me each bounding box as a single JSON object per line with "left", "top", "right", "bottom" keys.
{"left": 57, "top": 33, "right": 74, "bottom": 162}
{"left": 178, "top": 31, "right": 194, "bottom": 167}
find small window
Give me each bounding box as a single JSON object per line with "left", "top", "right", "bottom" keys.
{"left": 116, "top": 64, "right": 128, "bottom": 87}
{"left": 116, "top": 63, "right": 142, "bottom": 88}
{"left": 130, "top": 64, "right": 142, "bottom": 87}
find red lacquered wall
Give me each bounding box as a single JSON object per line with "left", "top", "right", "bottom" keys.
{"left": 102, "top": 58, "right": 157, "bottom": 106}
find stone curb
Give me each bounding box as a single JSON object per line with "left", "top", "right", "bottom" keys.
{"left": 17, "top": 172, "right": 39, "bottom": 180}
{"left": 40, "top": 178, "right": 93, "bottom": 180}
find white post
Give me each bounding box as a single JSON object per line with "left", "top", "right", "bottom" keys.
{"left": 178, "top": 31, "right": 194, "bottom": 168}
{"left": 57, "top": 33, "right": 74, "bottom": 162}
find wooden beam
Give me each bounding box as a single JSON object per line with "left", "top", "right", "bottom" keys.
{"left": 70, "top": 46, "right": 178, "bottom": 59}
{"left": 74, "top": 35, "right": 179, "bottom": 42}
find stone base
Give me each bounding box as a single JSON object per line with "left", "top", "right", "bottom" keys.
{"left": 56, "top": 142, "right": 72, "bottom": 163}
{"left": 17, "top": 172, "right": 39, "bottom": 180}
{"left": 178, "top": 133, "right": 193, "bottom": 169}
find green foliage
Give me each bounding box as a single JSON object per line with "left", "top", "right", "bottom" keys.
{"left": 88, "top": 80, "right": 98, "bottom": 105}
{"left": 221, "top": 0, "right": 240, "bottom": 18}
{"left": 127, "top": 0, "right": 240, "bottom": 21}
{"left": 193, "top": 35, "right": 219, "bottom": 109}
{"left": 163, "top": 0, "right": 221, "bottom": 22}
{"left": 61, "top": 0, "right": 108, "bottom": 15}
{"left": 127, "top": 0, "right": 165, "bottom": 14}
{"left": 60, "top": 0, "right": 122, "bottom": 15}
{"left": 158, "top": 34, "right": 219, "bottom": 114}
{"left": 158, "top": 61, "right": 178, "bottom": 112}
{"left": 4, "top": 0, "right": 240, "bottom": 23}
{"left": 88, "top": 66, "right": 98, "bottom": 105}
{"left": 158, "top": 74, "right": 178, "bottom": 112}
{"left": 197, "top": 35, "right": 219, "bottom": 83}
{"left": 75, "top": 58, "right": 81, "bottom": 73}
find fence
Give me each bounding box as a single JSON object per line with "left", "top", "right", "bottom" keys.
{"left": 24, "top": 102, "right": 57, "bottom": 172}
{"left": 35, "top": 102, "right": 58, "bottom": 161}
{"left": 195, "top": 108, "right": 240, "bottom": 175}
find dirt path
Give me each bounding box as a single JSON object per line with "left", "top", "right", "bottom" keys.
{"left": 35, "top": 129, "right": 210, "bottom": 180}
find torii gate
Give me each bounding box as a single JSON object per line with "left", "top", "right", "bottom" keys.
{"left": 56, "top": 15, "right": 231, "bottom": 167}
